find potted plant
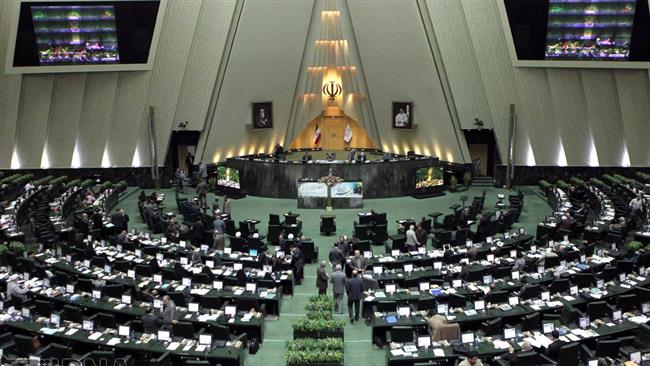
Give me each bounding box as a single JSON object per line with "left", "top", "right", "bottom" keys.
{"left": 285, "top": 338, "right": 344, "bottom": 366}
{"left": 449, "top": 175, "right": 458, "bottom": 192}
{"left": 8, "top": 241, "right": 26, "bottom": 257}
{"left": 0, "top": 244, "right": 8, "bottom": 266}
{"left": 292, "top": 318, "right": 345, "bottom": 340}
{"left": 626, "top": 241, "right": 643, "bottom": 252}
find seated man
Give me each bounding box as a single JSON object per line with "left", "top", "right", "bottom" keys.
{"left": 458, "top": 351, "right": 484, "bottom": 366}
{"left": 500, "top": 341, "right": 533, "bottom": 365}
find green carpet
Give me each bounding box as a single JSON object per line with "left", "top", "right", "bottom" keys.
{"left": 113, "top": 186, "right": 551, "bottom": 366}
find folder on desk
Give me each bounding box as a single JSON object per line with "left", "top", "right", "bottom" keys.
{"left": 386, "top": 315, "right": 397, "bottom": 324}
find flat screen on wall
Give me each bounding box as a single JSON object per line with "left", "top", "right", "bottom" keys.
{"left": 503, "top": 0, "right": 650, "bottom": 65}
{"left": 216, "top": 166, "right": 240, "bottom": 190}
{"left": 7, "top": 0, "right": 164, "bottom": 73}
{"left": 415, "top": 166, "right": 443, "bottom": 190}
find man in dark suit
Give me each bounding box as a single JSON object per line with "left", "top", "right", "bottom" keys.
{"left": 189, "top": 246, "right": 202, "bottom": 265}
{"left": 191, "top": 220, "right": 204, "bottom": 246}
{"left": 142, "top": 307, "right": 159, "bottom": 334}
{"left": 338, "top": 236, "right": 350, "bottom": 257}
{"left": 329, "top": 243, "right": 346, "bottom": 266}
{"left": 316, "top": 261, "right": 329, "bottom": 295}
{"left": 545, "top": 330, "right": 564, "bottom": 361}
{"left": 111, "top": 209, "right": 129, "bottom": 232}
{"left": 346, "top": 149, "right": 356, "bottom": 162}
{"left": 91, "top": 209, "right": 104, "bottom": 230}
{"left": 291, "top": 245, "right": 305, "bottom": 285}
{"left": 346, "top": 270, "right": 365, "bottom": 323}
{"left": 162, "top": 295, "right": 176, "bottom": 328}
{"left": 349, "top": 250, "right": 366, "bottom": 272}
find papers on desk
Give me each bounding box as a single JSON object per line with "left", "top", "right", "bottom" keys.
{"left": 404, "top": 345, "right": 417, "bottom": 353}
{"left": 375, "top": 292, "right": 386, "bottom": 298}
{"left": 167, "top": 342, "right": 180, "bottom": 351}
{"left": 88, "top": 332, "right": 103, "bottom": 340}
{"left": 114, "top": 304, "right": 127, "bottom": 310}
{"left": 365, "top": 296, "right": 375, "bottom": 302}
{"left": 175, "top": 285, "right": 187, "bottom": 292}
{"left": 390, "top": 349, "right": 403, "bottom": 357}
{"left": 242, "top": 313, "right": 253, "bottom": 322}
{"left": 195, "top": 345, "right": 207, "bottom": 352}
{"left": 492, "top": 339, "right": 511, "bottom": 350}
{"left": 280, "top": 275, "right": 288, "bottom": 280}
{"left": 234, "top": 289, "right": 244, "bottom": 296}
{"left": 45, "top": 258, "right": 58, "bottom": 264}
{"left": 629, "top": 315, "right": 649, "bottom": 324}
{"left": 40, "top": 328, "right": 57, "bottom": 335}
{"left": 107, "top": 338, "right": 121, "bottom": 346}
{"left": 433, "top": 349, "right": 445, "bottom": 357}
{"left": 562, "top": 296, "right": 575, "bottom": 301}
{"left": 523, "top": 334, "right": 552, "bottom": 349}
{"left": 464, "top": 310, "right": 478, "bottom": 316}
{"left": 189, "top": 289, "right": 209, "bottom": 296}
{"left": 65, "top": 328, "right": 78, "bottom": 336}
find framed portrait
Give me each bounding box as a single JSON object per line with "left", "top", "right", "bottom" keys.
{"left": 252, "top": 102, "right": 273, "bottom": 129}
{"left": 392, "top": 102, "right": 413, "bottom": 129}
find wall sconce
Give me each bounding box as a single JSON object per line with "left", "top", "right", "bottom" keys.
{"left": 322, "top": 80, "right": 342, "bottom": 101}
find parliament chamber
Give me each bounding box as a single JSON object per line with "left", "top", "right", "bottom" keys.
{"left": 2, "top": 0, "right": 650, "bottom": 366}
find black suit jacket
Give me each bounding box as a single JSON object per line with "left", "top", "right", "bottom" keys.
{"left": 346, "top": 277, "right": 365, "bottom": 301}
{"left": 142, "top": 313, "right": 159, "bottom": 334}
{"left": 545, "top": 340, "right": 564, "bottom": 361}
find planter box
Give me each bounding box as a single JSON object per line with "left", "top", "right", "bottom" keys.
{"left": 293, "top": 329, "right": 344, "bottom": 340}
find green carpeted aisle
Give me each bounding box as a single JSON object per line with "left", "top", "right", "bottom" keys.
{"left": 115, "top": 186, "right": 551, "bottom": 366}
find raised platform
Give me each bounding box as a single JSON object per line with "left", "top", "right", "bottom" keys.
{"left": 215, "top": 151, "right": 441, "bottom": 199}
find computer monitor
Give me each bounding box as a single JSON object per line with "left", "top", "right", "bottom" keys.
{"left": 509, "top": 297, "right": 519, "bottom": 306}
{"left": 570, "top": 286, "right": 578, "bottom": 295}
{"left": 182, "top": 278, "right": 192, "bottom": 287}
{"left": 642, "top": 302, "right": 650, "bottom": 314}
{"left": 530, "top": 245, "right": 537, "bottom": 253}
{"left": 433, "top": 262, "right": 442, "bottom": 270}
{"left": 419, "top": 282, "right": 430, "bottom": 291}
{"left": 92, "top": 290, "right": 102, "bottom": 300}
{"left": 206, "top": 260, "right": 214, "bottom": 268}
{"left": 373, "top": 266, "right": 383, "bottom": 275}
{"left": 364, "top": 251, "right": 372, "bottom": 258}
{"left": 519, "top": 228, "right": 525, "bottom": 235}
{"left": 452, "top": 279, "right": 462, "bottom": 288}
{"left": 275, "top": 250, "right": 283, "bottom": 258}
{"left": 504, "top": 328, "right": 516, "bottom": 340}
{"left": 612, "top": 310, "right": 622, "bottom": 321}
{"left": 640, "top": 267, "right": 646, "bottom": 276}
{"left": 487, "top": 254, "right": 495, "bottom": 262}
{"left": 579, "top": 316, "right": 590, "bottom": 329}
{"left": 153, "top": 299, "right": 163, "bottom": 309}
{"left": 404, "top": 264, "right": 413, "bottom": 273}
{"left": 437, "top": 304, "right": 448, "bottom": 315}
{"left": 156, "top": 253, "right": 164, "bottom": 261}
{"left": 541, "top": 292, "right": 550, "bottom": 301}
{"left": 153, "top": 274, "right": 162, "bottom": 283}
{"left": 213, "top": 281, "right": 223, "bottom": 290}
{"left": 588, "top": 359, "right": 599, "bottom": 366}
{"left": 391, "top": 250, "right": 400, "bottom": 257}
{"left": 121, "top": 295, "right": 131, "bottom": 305}
{"left": 385, "top": 284, "right": 397, "bottom": 294}
{"left": 249, "top": 249, "right": 258, "bottom": 257}
{"left": 66, "top": 284, "right": 75, "bottom": 294}
{"left": 417, "top": 336, "right": 431, "bottom": 348}
{"left": 127, "top": 270, "right": 135, "bottom": 279}
{"left": 246, "top": 283, "right": 257, "bottom": 292}
{"left": 418, "top": 247, "right": 426, "bottom": 255}
{"left": 460, "top": 258, "right": 469, "bottom": 265}
{"left": 464, "top": 241, "right": 471, "bottom": 248}
{"left": 398, "top": 306, "right": 411, "bottom": 317}
{"left": 233, "top": 262, "right": 243, "bottom": 271}
{"left": 188, "top": 303, "right": 199, "bottom": 313}
{"left": 225, "top": 305, "right": 237, "bottom": 317}
{"left": 461, "top": 332, "right": 474, "bottom": 344}
{"left": 596, "top": 279, "right": 604, "bottom": 289}
{"left": 510, "top": 250, "right": 517, "bottom": 258}
{"left": 118, "top": 325, "right": 130, "bottom": 337}
{"left": 512, "top": 271, "right": 520, "bottom": 280}
{"left": 199, "top": 334, "right": 212, "bottom": 346}
{"left": 22, "top": 308, "right": 30, "bottom": 318}
{"left": 135, "top": 249, "right": 141, "bottom": 257}
{"left": 543, "top": 322, "right": 555, "bottom": 334}
{"left": 225, "top": 247, "right": 232, "bottom": 255}
{"left": 50, "top": 314, "right": 60, "bottom": 327}
{"left": 84, "top": 260, "right": 91, "bottom": 267}
{"left": 474, "top": 300, "right": 485, "bottom": 311}
{"left": 180, "top": 257, "right": 188, "bottom": 265}
{"left": 82, "top": 320, "right": 93, "bottom": 332}
{"left": 486, "top": 237, "right": 492, "bottom": 244}
{"left": 157, "top": 330, "right": 170, "bottom": 341}
{"left": 201, "top": 244, "right": 209, "bottom": 252}
{"left": 619, "top": 273, "right": 626, "bottom": 282}
{"left": 631, "top": 351, "right": 641, "bottom": 364}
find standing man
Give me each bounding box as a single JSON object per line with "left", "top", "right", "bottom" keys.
{"left": 198, "top": 161, "right": 208, "bottom": 183}
{"left": 111, "top": 208, "right": 129, "bottom": 233}
{"left": 213, "top": 215, "right": 226, "bottom": 250}
{"left": 405, "top": 225, "right": 420, "bottom": 252}
{"left": 316, "top": 261, "right": 329, "bottom": 295}
{"left": 630, "top": 194, "right": 644, "bottom": 228}
{"left": 350, "top": 250, "right": 367, "bottom": 272}
{"left": 291, "top": 245, "right": 305, "bottom": 285}
{"left": 185, "top": 153, "right": 195, "bottom": 175}
{"left": 330, "top": 265, "right": 347, "bottom": 314}
{"left": 328, "top": 243, "right": 346, "bottom": 266}
{"left": 162, "top": 295, "right": 176, "bottom": 329}
{"left": 222, "top": 196, "right": 231, "bottom": 215}
{"left": 196, "top": 180, "right": 208, "bottom": 206}
{"left": 346, "top": 270, "right": 365, "bottom": 323}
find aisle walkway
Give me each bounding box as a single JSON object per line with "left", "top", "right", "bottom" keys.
{"left": 116, "top": 186, "right": 550, "bottom": 366}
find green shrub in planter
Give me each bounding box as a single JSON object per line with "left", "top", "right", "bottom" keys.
{"left": 80, "top": 179, "right": 94, "bottom": 188}
{"left": 626, "top": 241, "right": 643, "bottom": 252}
{"left": 0, "top": 245, "right": 8, "bottom": 256}
{"left": 636, "top": 172, "right": 650, "bottom": 182}
{"left": 538, "top": 180, "right": 551, "bottom": 191}
{"left": 285, "top": 349, "right": 344, "bottom": 365}
{"left": 8, "top": 241, "right": 25, "bottom": 254}
{"left": 306, "top": 310, "right": 333, "bottom": 320}
{"left": 569, "top": 177, "right": 585, "bottom": 187}
{"left": 292, "top": 318, "right": 345, "bottom": 333}
{"left": 556, "top": 180, "right": 568, "bottom": 190}
{"left": 286, "top": 338, "right": 344, "bottom": 352}
{"left": 306, "top": 296, "right": 335, "bottom": 312}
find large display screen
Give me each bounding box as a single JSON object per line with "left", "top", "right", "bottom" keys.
{"left": 30, "top": 5, "right": 120, "bottom": 65}
{"left": 545, "top": 0, "right": 636, "bottom": 60}
{"left": 415, "top": 166, "right": 444, "bottom": 190}
{"left": 504, "top": 0, "right": 650, "bottom": 62}
{"left": 10, "top": 1, "right": 162, "bottom": 71}
{"left": 297, "top": 181, "right": 363, "bottom": 198}
{"left": 216, "top": 166, "right": 240, "bottom": 190}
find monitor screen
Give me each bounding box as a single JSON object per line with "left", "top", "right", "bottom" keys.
{"left": 504, "top": 328, "right": 516, "bottom": 339}
{"left": 474, "top": 300, "right": 485, "bottom": 311}
{"left": 82, "top": 320, "right": 93, "bottom": 331}
{"left": 512, "top": 271, "right": 520, "bottom": 280}
{"left": 415, "top": 166, "right": 444, "bottom": 189}
{"left": 461, "top": 332, "right": 474, "bottom": 344}
{"left": 188, "top": 303, "right": 199, "bottom": 312}
{"left": 50, "top": 314, "right": 60, "bottom": 327}
{"left": 249, "top": 249, "right": 258, "bottom": 257}
{"left": 580, "top": 316, "right": 590, "bottom": 329}
{"left": 121, "top": 295, "right": 131, "bottom": 304}
{"left": 385, "top": 284, "right": 396, "bottom": 294}
{"left": 206, "top": 260, "right": 214, "bottom": 268}
{"left": 542, "top": 291, "right": 550, "bottom": 301}
{"left": 118, "top": 325, "right": 130, "bottom": 337}
{"left": 213, "top": 281, "right": 223, "bottom": 290}
{"left": 182, "top": 278, "right": 192, "bottom": 287}
{"left": 419, "top": 282, "right": 430, "bottom": 291}
{"left": 9, "top": 0, "right": 164, "bottom": 73}
{"left": 397, "top": 306, "right": 411, "bottom": 317}
{"left": 66, "top": 284, "right": 74, "bottom": 294}
{"left": 404, "top": 264, "right": 413, "bottom": 273}
{"left": 596, "top": 279, "right": 604, "bottom": 288}
{"left": 92, "top": 290, "right": 101, "bottom": 300}
{"left": 157, "top": 330, "right": 170, "bottom": 341}
{"left": 225, "top": 305, "right": 236, "bottom": 317}
{"left": 452, "top": 279, "right": 462, "bottom": 288}
{"left": 570, "top": 286, "right": 579, "bottom": 295}
{"left": 642, "top": 302, "right": 650, "bottom": 313}
{"left": 417, "top": 335, "right": 431, "bottom": 348}
{"left": 246, "top": 283, "right": 256, "bottom": 292}
{"left": 437, "top": 303, "right": 448, "bottom": 315}
{"left": 509, "top": 297, "right": 519, "bottom": 306}
{"left": 199, "top": 334, "right": 212, "bottom": 346}
{"left": 543, "top": 322, "right": 555, "bottom": 333}
{"left": 483, "top": 275, "right": 493, "bottom": 285}
{"left": 153, "top": 274, "right": 162, "bottom": 283}
{"left": 631, "top": 351, "right": 642, "bottom": 364}
{"left": 127, "top": 270, "right": 135, "bottom": 279}
{"left": 434, "top": 262, "right": 442, "bottom": 270}
{"left": 22, "top": 308, "right": 30, "bottom": 318}
{"left": 216, "top": 166, "right": 240, "bottom": 189}
{"left": 180, "top": 257, "right": 188, "bottom": 265}
{"left": 233, "top": 263, "right": 243, "bottom": 271}
{"left": 391, "top": 249, "right": 400, "bottom": 257}
{"left": 153, "top": 299, "right": 163, "bottom": 309}
{"left": 588, "top": 360, "right": 599, "bottom": 366}
{"left": 612, "top": 310, "right": 622, "bottom": 321}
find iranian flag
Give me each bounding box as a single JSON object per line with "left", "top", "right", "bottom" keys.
{"left": 314, "top": 124, "right": 321, "bottom": 145}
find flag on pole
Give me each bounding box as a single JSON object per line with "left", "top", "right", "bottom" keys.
{"left": 313, "top": 124, "right": 321, "bottom": 145}
{"left": 344, "top": 123, "right": 352, "bottom": 143}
